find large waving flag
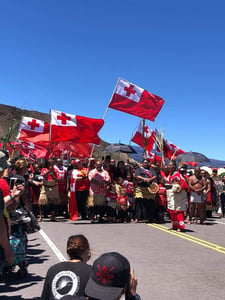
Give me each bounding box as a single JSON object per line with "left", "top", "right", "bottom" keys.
{"left": 50, "top": 110, "right": 104, "bottom": 145}
{"left": 17, "top": 116, "right": 50, "bottom": 143}
{"left": 131, "top": 120, "right": 155, "bottom": 152}
{"left": 108, "top": 78, "right": 165, "bottom": 121}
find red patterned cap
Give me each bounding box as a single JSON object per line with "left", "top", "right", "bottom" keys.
{"left": 85, "top": 252, "right": 130, "bottom": 300}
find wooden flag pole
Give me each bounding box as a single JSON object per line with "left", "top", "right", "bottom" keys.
{"left": 89, "top": 77, "right": 121, "bottom": 164}
{"left": 142, "top": 119, "right": 148, "bottom": 159}
{"left": 102, "top": 77, "right": 120, "bottom": 121}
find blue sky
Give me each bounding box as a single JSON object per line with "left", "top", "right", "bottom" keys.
{"left": 1, "top": 0, "right": 225, "bottom": 160}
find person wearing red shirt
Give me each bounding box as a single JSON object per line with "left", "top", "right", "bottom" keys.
{"left": 0, "top": 150, "right": 25, "bottom": 272}
{"left": 40, "top": 159, "right": 59, "bottom": 222}
{"left": 156, "top": 176, "right": 167, "bottom": 223}
{"left": 53, "top": 158, "right": 69, "bottom": 218}
{"left": 70, "top": 160, "right": 89, "bottom": 220}
{"left": 166, "top": 161, "right": 190, "bottom": 231}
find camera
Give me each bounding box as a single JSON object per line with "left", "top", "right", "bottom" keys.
{"left": 9, "top": 177, "right": 24, "bottom": 190}
{"left": 33, "top": 174, "right": 43, "bottom": 182}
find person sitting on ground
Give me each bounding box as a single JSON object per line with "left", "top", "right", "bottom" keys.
{"left": 41, "top": 234, "right": 92, "bottom": 300}
{"left": 84, "top": 252, "right": 141, "bottom": 300}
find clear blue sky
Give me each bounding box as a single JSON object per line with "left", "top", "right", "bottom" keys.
{"left": 1, "top": 0, "right": 225, "bottom": 160}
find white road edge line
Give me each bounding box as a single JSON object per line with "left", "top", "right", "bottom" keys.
{"left": 214, "top": 221, "right": 225, "bottom": 225}
{"left": 39, "top": 229, "right": 66, "bottom": 261}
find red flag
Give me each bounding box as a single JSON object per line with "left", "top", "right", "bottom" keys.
{"left": 51, "top": 110, "right": 104, "bottom": 145}
{"left": 131, "top": 120, "right": 155, "bottom": 152}
{"left": 108, "top": 78, "right": 165, "bottom": 121}
{"left": 52, "top": 141, "right": 92, "bottom": 159}
{"left": 18, "top": 141, "right": 49, "bottom": 159}
{"left": 163, "top": 139, "right": 185, "bottom": 160}
{"left": 183, "top": 161, "right": 198, "bottom": 167}
{"left": 146, "top": 151, "right": 162, "bottom": 164}
{"left": 17, "top": 116, "right": 50, "bottom": 143}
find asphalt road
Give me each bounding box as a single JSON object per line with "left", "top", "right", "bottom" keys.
{"left": 1, "top": 216, "right": 225, "bottom": 300}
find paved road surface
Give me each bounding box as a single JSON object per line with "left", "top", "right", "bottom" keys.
{"left": 1, "top": 216, "right": 225, "bottom": 300}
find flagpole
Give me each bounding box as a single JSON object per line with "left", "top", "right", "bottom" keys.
{"left": 49, "top": 109, "right": 52, "bottom": 158}
{"left": 89, "top": 77, "right": 121, "bottom": 162}
{"left": 129, "top": 122, "right": 138, "bottom": 145}
{"left": 142, "top": 119, "right": 147, "bottom": 159}
{"left": 102, "top": 77, "right": 120, "bottom": 121}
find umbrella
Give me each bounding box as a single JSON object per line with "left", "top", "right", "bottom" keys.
{"left": 217, "top": 168, "right": 225, "bottom": 177}
{"left": 175, "top": 151, "right": 210, "bottom": 163}
{"left": 103, "top": 143, "right": 137, "bottom": 154}
{"left": 200, "top": 166, "right": 212, "bottom": 175}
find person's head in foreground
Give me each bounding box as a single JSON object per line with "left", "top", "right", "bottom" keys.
{"left": 67, "top": 234, "right": 91, "bottom": 263}
{"left": 85, "top": 252, "right": 134, "bottom": 300}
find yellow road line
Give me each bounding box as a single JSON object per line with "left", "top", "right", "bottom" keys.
{"left": 147, "top": 223, "right": 225, "bottom": 255}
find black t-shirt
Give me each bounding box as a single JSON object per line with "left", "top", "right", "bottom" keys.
{"left": 41, "top": 261, "right": 92, "bottom": 300}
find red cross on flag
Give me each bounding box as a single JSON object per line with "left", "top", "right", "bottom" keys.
{"left": 17, "top": 116, "right": 50, "bottom": 143}
{"left": 50, "top": 110, "right": 104, "bottom": 145}
{"left": 131, "top": 120, "right": 156, "bottom": 151}
{"left": 108, "top": 78, "right": 165, "bottom": 121}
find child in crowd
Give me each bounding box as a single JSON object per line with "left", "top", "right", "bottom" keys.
{"left": 117, "top": 187, "right": 129, "bottom": 223}
{"left": 115, "top": 176, "right": 124, "bottom": 195}
{"left": 156, "top": 176, "right": 167, "bottom": 223}
{"left": 105, "top": 184, "right": 118, "bottom": 223}
{"left": 122, "top": 172, "right": 137, "bottom": 222}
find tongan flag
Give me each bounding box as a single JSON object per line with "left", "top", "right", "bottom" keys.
{"left": 108, "top": 78, "right": 165, "bottom": 121}
{"left": 131, "top": 120, "right": 155, "bottom": 152}
{"left": 18, "top": 141, "right": 49, "bottom": 159}
{"left": 147, "top": 151, "right": 162, "bottom": 164}
{"left": 50, "top": 110, "right": 104, "bottom": 145}
{"left": 163, "top": 139, "right": 185, "bottom": 160}
{"left": 52, "top": 141, "right": 92, "bottom": 159}
{"left": 17, "top": 116, "right": 50, "bottom": 143}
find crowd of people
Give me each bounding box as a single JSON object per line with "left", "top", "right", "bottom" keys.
{"left": 1, "top": 148, "right": 225, "bottom": 298}
{"left": 0, "top": 151, "right": 224, "bottom": 229}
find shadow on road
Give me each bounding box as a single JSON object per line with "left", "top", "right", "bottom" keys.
{"left": 0, "top": 237, "right": 47, "bottom": 297}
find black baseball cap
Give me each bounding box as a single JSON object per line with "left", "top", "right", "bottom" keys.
{"left": 85, "top": 252, "right": 130, "bottom": 300}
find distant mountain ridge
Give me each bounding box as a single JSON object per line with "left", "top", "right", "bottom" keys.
{"left": 130, "top": 145, "right": 225, "bottom": 168}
